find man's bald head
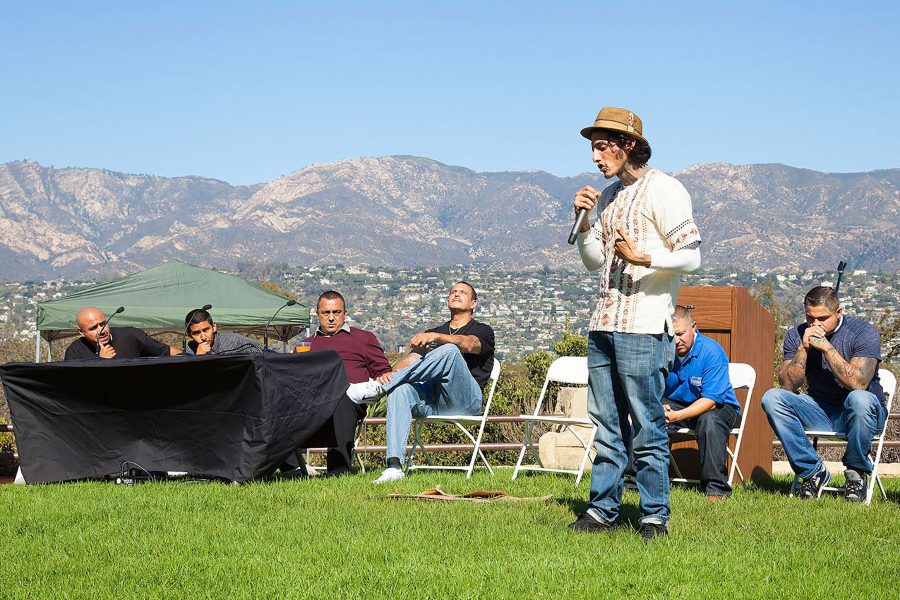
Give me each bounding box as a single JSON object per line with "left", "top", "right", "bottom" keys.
{"left": 672, "top": 305, "right": 696, "bottom": 358}
{"left": 76, "top": 306, "right": 105, "bottom": 329}
{"left": 76, "top": 306, "right": 109, "bottom": 345}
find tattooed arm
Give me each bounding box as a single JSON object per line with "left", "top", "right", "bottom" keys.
{"left": 779, "top": 344, "right": 808, "bottom": 391}
{"left": 808, "top": 335, "right": 878, "bottom": 390}
{"left": 779, "top": 324, "right": 820, "bottom": 391}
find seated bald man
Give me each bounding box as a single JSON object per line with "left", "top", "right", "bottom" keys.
{"left": 664, "top": 305, "right": 740, "bottom": 499}
{"left": 64, "top": 306, "right": 180, "bottom": 360}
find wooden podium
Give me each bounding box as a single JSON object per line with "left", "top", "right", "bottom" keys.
{"left": 671, "top": 286, "right": 775, "bottom": 483}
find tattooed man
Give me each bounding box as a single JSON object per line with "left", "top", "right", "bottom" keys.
{"left": 762, "top": 286, "right": 887, "bottom": 502}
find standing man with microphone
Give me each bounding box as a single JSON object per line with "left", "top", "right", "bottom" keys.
{"left": 568, "top": 107, "right": 702, "bottom": 540}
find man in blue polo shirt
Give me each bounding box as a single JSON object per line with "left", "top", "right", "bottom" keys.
{"left": 664, "top": 306, "right": 740, "bottom": 499}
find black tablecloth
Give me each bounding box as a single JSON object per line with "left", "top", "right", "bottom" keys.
{"left": 1, "top": 351, "right": 349, "bottom": 483}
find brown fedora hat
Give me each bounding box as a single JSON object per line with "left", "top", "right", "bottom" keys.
{"left": 580, "top": 107, "right": 648, "bottom": 145}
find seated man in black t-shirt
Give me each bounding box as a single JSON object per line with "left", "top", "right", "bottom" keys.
{"left": 64, "top": 306, "right": 179, "bottom": 360}
{"left": 346, "top": 281, "right": 495, "bottom": 484}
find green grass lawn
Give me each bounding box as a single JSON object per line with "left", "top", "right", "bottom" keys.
{"left": 1, "top": 469, "right": 898, "bottom": 598}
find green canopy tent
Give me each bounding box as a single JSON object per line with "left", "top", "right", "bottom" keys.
{"left": 35, "top": 261, "right": 309, "bottom": 361}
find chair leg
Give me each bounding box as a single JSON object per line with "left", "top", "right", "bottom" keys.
{"left": 671, "top": 451, "right": 685, "bottom": 480}
{"left": 405, "top": 419, "right": 423, "bottom": 474}
{"left": 512, "top": 422, "right": 533, "bottom": 480}
{"left": 420, "top": 436, "right": 433, "bottom": 466}
{"left": 525, "top": 432, "right": 544, "bottom": 469}
{"left": 445, "top": 422, "right": 479, "bottom": 479}
{"left": 866, "top": 429, "right": 888, "bottom": 505}
{"left": 574, "top": 425, "right": 597, "bottom": 486}
{"left": 477, "top": 449, "right": 494, "bottom": 476}
{"left": 458, "top": 420, "right": 494, "bottom": 476}
{"left": 354, "top": 421, "right": 366, "bottom": 474}
{"left": 726, "top": 447, "right": 745, "bottom": 485}
{"left": 353, "top": 440, "right": 366, "bottom": 474}
{"left": 732, "top": 463, "right": 745, "bottom": 484}
{"left": 867, "top": 451, "right": 887, "bottom": 505}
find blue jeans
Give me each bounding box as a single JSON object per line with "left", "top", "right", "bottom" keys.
{"left": 586, "top": 331, "right": 674, "bottom": 526}
{"left": 384, "top": 344, "right": 483, "bottom": 463}
{"left": 762, "top": 388, "right": 887, "bottom": 478}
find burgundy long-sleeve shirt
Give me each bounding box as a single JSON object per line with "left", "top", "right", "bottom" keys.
{"left": 303, "top": 326, "right": 391, "bottom": 384}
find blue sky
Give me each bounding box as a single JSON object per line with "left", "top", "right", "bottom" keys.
{"left": 1, "top": 1, "right": 897, "bottom": 184}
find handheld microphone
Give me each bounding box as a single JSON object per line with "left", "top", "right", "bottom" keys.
{"left": 96, "top": 306, "right": 125, "bottom": 357}
{"left": 264, "top": 300, "right": 297, "bottom": 350}
{"left": 567, "top": 209, "right": 589, "bottom": 245}
{"left": 834, "top": 261, "right": 847, "bottom": 295}
{"left": 183, "top": 304, "right": 214, "bottom": 353}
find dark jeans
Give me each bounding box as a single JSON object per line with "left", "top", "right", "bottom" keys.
{"left": 667, "top": 399, "right": 738, "bottom": 496}
{"left": 283, "top": 395, "right": 365, "bottom": 473}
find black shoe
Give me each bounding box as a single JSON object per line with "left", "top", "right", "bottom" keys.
{"left": 639, "top": 522, "right": 668, "bottom": 542}
{"left": 277, "top": 467, "right": 311, "bottom": 481}
{"left": 321, "top": 468, "right": 352, "bottom": 479}
{"left": 797, "top": 466, "right": 831, "bottom": 499}
{"left": 843, "top": 470, "right": 868, "bottom": 503}
{"left": 568, "top": 513, "right": 617, "bottom": 533}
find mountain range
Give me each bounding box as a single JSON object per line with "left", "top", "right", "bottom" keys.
{"left": 0, "top": 157, "right": 896, "bottom": 280}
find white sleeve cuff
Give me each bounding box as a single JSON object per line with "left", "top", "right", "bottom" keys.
{"left": 577, "top": 230, "right": 604, "bottom": 272}
{"left": 650, "top": 246, "right": 701, "bottom": 273}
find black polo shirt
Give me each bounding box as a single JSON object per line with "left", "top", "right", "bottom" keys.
{"left": 64, "top": 327, "right": 171, "bottom": 361}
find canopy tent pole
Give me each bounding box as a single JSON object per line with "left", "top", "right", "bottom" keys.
{"left": 34, "top": 329, "right": 41, "bottom": 363}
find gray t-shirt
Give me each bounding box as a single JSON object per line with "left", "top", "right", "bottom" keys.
{"left": 186, "top": 331, "right": 262, "bottom": 355}
{"left": 783, "top": 315, "right": 884, "bottom": 406}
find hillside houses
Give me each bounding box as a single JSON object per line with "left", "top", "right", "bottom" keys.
{"left": 1, "top": 267, "right": 896, "bottom": 362}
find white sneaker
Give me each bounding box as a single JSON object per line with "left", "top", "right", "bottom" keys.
{"left": 373, "top": 467, "right": 405, "bottom": 484}
{"left": 346, "top": 379, "right": 386, "bottom": 405}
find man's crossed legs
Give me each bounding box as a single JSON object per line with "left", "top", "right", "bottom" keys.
{"left": 348, "top": 344, "right": 483, "bottom": 483}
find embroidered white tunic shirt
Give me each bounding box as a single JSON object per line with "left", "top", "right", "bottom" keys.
{"left": 578, "top": 169, "right": 702, "bottom": 335}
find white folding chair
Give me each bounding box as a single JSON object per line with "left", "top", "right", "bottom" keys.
{"left": 405, "top": 359, "right": 502, "bottom": 478}
{"left": 789, "top": 368, "right": 896, "bottom": 505}
{"left": 512, "top": 356, "right": 595, "bottom": 485}
{"left": 670, "top": 363, "right": 757, "bottom": 487}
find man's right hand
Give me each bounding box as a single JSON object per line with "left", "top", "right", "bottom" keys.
{"left": 98, "top": 342, "right": 116, "bottom": 359}
{"left": 409, "top": 332, "right": 440, "bottom": 351}
{"left": 196, "top": 341, "right": 212, "bottom": 355}
{"left": 573, "top": 186, "right": 600, "bottom": 233}
{"left": 802, "top": 324, "right": 826, "bottom": 350}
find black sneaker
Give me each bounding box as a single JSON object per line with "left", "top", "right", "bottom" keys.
{"left": 277, "top": 466, "right": 312, "bottom": 481}
{"left": 843, "top": 470, "right": 868, "bottom": 503}
{"left": 639, "top": 522, "right": 668, "bottom": 542}
{"left": 568, "top": 513, "right": 618, "bottom": 533}
{"left": 321, "top": 468, "right": 352, "bottom": 479}
{"left": 797, "top": 466, "right": 831, "bottom": 499}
